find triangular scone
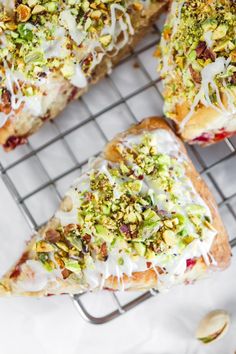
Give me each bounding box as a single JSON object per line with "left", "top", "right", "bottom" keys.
{"left": 0, "top": 118, "right": 231, "bottom": 296}
{"left": 0, "top": 0, "right": 167, "bottom": 150}
{"left": 158, "top": 0, "right": 236, "bottom": 145}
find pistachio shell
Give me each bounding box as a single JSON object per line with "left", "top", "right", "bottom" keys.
{"left": 196, "top": 310, "right": 230, "bottom": 344}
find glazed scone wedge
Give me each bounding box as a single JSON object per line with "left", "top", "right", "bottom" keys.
{"left": 0, "top": 117, "right": 231, "bottom": 296}
{"left": 0, "top": 0, "right": 167, "bottom": 151}
{"left": 158, "top": 0, "right": 236, "bottom": 144}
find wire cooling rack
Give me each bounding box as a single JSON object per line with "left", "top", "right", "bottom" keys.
{"left": 1, "top": 14, "right": 236, "bottom": 324}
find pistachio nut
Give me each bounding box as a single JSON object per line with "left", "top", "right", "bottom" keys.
{"left": 196, "top": 310, "right": 230, "bottom": 344}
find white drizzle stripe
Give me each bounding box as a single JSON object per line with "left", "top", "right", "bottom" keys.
{"left": 204, "top": 31, "right": 213, "bottom": 48}
{"left": 179, "top": 57, "right": 233, "bottom": 130}
{"left": 171, "top": 0, "right": 185, "bottom": 38}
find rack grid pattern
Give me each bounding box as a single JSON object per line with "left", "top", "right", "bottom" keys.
{"left": 1, "top": 16, "right": 236, "bottom": 324}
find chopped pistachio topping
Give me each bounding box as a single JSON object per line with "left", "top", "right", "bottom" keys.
{"left": 31, "top": 131, "right": 216, "bottom": 282}
{"left": 159, "top": 0, "right": 236, "bottom": 122}
{"left": 0, "top": 0, "right": 145, "bottom": 124}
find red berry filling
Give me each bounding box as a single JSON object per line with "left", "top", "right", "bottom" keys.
{"left": 186, "top": 258, "right": 197, "bottom": 270}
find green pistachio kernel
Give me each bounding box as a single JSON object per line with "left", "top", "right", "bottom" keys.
{"left": 25, "top": 87, "right": 34, "bottom": 96}
{"left": 188, "top": 50, "right": 196, "bottom": 62}
{"left": 212, "top": 24, "right": 228, "bottom": 40}
{"left": 82, "top": 0, "right": 90, "bottom": 12}
{"left": 163, "top": 230, "right": 177, "bottom": 246}
{"left": 102, "top": 205, "right": 111, "bottom": 215}
{"left": 64, "top": 260, "right": 81, "bottom": 274}
{"left": 183, "top": 235, "right": 195, "bottom": 245}
{"left": 11, "top": 31, "right": 19, "bottom": 39}
{"left": 133, "top": 242, "right": 146, "bottom": 256}
{"left": 143, "top": 209, "right": 159, "bottom": 222}
{"left": 24, "top": 51, "right": 45, "bottom": 64}
{"left": 77, "top": 213, "right": 84, "bottom": 225}
{"left": 175, "top": 214, "right": 186, "bottom": 224}
{"left": 42, "top": 261, "right": 55, "bottom": 272}
{"left": 36, "top": 241, "right": 54, "bottom": 253}
{"left": 178, "top": 228, "right": 188, "bottom": 237}
{"left": 67, "top": 236, "right": 82, "bottom": 251}
{"left": 186, "top": 204, "right": 206, "bottom": 216}
{"left": 38, "top": 252, "right": 49, "bottom": 263}
{"left": 85, "top": 212, "right": 93, "bottom": 222}
{"left": 56, "top": 242, "right": 69, "bottom": 252}
{"left": 143, "top": 209, "right": 160, "bottom": 229}
{"left": 27, "top": 0, "right": 38, "bottom": 6}
{"left": 99, "top": 34, "right": 112, "bottom": 47}
{"left": 131, "top": 180, "right": 143, "bottom": 193}
{"left": 201, "top": 19, "right": 218, "bottom": 32}
{"left": 145, "top": 249, "right": 156, "bottom": 259}
{"left": 120, "top": 161, "right": 130, "bottom": 175}
{"left": 84, "top": 18, "right": 92, "bottom": 31}
{"left": 17, "top": 24, "right": 33, "bottom": 41}
{"left": 125, "top": 211, "right": 137, "bottom": 223}
{"left": 95, "top": 225, "right": 113, "bottom": 242}
{"left": 157, "top": 154, "right": 171, "bottom": 166}
{"left": 164, "top": 219, "right": 173, "bottom": 228}
{"left": 191, "top": 216, "right": 202, "bottom": 226}
{"left": 45, "top": 1, "right": 58, "bottom": 12}
{"left": 213, "top": 40, "right": 227, "bottom": 52}
{"left": 118, "top": 257, "right": 124, "bottom": 266}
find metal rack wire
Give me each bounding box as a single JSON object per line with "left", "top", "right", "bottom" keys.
{"left": 1, "top": 17, "right": 236, "bottom": 325}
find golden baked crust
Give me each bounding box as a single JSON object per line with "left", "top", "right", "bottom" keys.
{"left": 0, "top": 1, "right": 167, "bottom": 151}
{"left": 0, "top": 117, "right": 230, "bottom": 296}
{"left": 174, "top": 97, "right": 236, "bottom": 145}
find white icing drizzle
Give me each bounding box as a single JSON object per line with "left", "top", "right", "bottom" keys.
{"left": 70, "top": 64, "right": 88, "bottom": 89}
{"left": 4, "top": 62, "right": 24, "bottom": 111}
{"left": 41, "top": 27, "right": 68, "bottom": 60}
{"left": 204, "top": 31, "right": 213, "bottom": 48}
{"left": 0, "top": 1, "right": 134, "bottom": 126}
{"left": 59, "top": 10, "right": 85, "bottom": 46}
{"left": 0, "top": 61, "right": 25, "bottom": 128}
{"left": 0, "top": 112, "right": 9, "bottom": 128}
{"left": 180, "top": 57, "right": 234, "bottom": 130}
{"left": 171, "top": 0, "right": 185, "bottom": 38}
{"left": 14, "top": 260, "right": 62, "bottom": 293}
{"left": 159, "top": 0, "right": 185, "bottom": 79}
{"left": 100, "top": 3, "right": 134, "bottom": 56}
